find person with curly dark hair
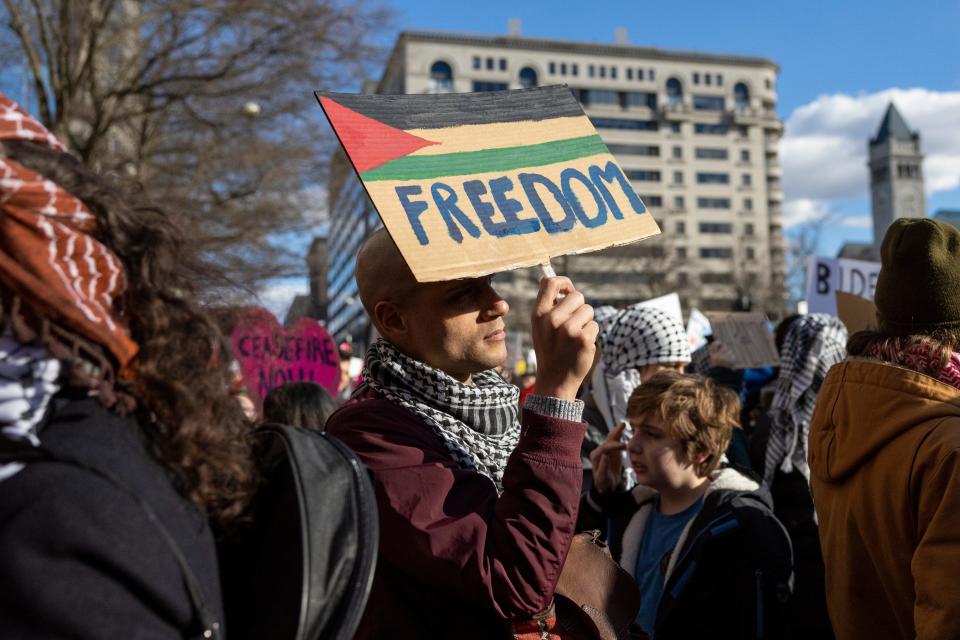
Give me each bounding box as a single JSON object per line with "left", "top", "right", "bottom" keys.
{"left": 0, "top": 93, "right": 255, "bottom": 638}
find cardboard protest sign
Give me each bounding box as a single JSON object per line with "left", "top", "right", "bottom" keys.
{"left": 835, "top": 291, "right": 878, "bottom": 335}
{"left": 704, "top": 312, "right": 779, "bottom": 369}
{"left": 806, "top": 257, "right": 881, "bottom": 316}
{"left": 231, "top": 307, "right": 340, "bottom": 406}
{"left": 636, "top": 292, "right": 683, "bottom": 325}
{"left": 315, "top": 86, "right": 660, "bottom": 282}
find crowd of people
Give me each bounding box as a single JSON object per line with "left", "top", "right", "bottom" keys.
{"left": 2, "top": 89, "right": 959, "bottom": 639}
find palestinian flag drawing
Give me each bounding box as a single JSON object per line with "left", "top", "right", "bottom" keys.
{"left": 315, "top": 86, "right": 660, "bottom": 282}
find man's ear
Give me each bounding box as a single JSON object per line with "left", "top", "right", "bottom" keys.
{"left": 374, "top": 300, "right": 408, "bottom": 341}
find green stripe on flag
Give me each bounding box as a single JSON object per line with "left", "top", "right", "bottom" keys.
{"left": 360, "top": 134, "right": 608, "bottom": 181}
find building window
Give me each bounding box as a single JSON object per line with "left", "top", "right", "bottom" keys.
{"left": 693, "top": 72, "right": 700, "bottom": 85}
{"left": 672, "top": 145, "right": 683, "bottom": 159}
{"left": 666, "top": 77, "right": 683, "bottom": 106}
{"left": 697, "top": 172, "right": 730, "bottom": 184}
{"left": 599, "top": 66, "right": 606, "bottom": 78}
{"left": 486, "top": 57, "right": 494, "bottom": 70}
{"left": 744, "top": 197, "right": 753, "bottom": 210}
{"left": 472, "top": 81, "right": 509, "bottom": 92}
{"left": 677, "top": 247, "right": 687, "bottom": 259}
{"left": 677, "top": 272, "right": 689, "bottom": 285}
{"left": 429, "top": 60, "right": 453, "bottom": 90}
{"left": 499, "top": 58, "right": 507, "bottom": 71}
{"left": 590, "top": 117, "right": 659, "bottom": 131}
{"left": 765, "top": 78, "right": 772, "bottom": 89}
{"left": 738, "top": 125, "right": 749, "bottom": 137}
{"left": 717, "top": 74, "right": 723, "bottom": 86}
{"left": 740, "top": 149, "right": 750, "bottom": 162}
{"left": 649, "top": 69, "right": 655, "bottom": 80}
{"left": 734, "top": 82, "right": 750, "bottom": 110}
{"left": 693, "top": 95, "right": 725, "bottom": 111}
{"left": 588, "top": 64, "right": 595, "bottom": 77}
{"left": 700, "top": 247, "right": 734, "bottom": 258}
{"left": 519, "top": 67, "right": 538, "bottom": 89}
{"left": 676, "top": 221, "right": 686, "bottom": 234}
{"left": 700, "top": 223, "right": 733, "bottom": 233}
{"left": 549, "top": 61, "right": 556, "bottom": 75}
{"left": 695, "top": 123, "right": 728, "bottom": 135}
{"left": 589, "top": 89, "right": 618, "bottom": 105}
{"left": 701, "top": 272, "right": 734, "bottom": 284}
{"left": 746, "top": 247, "right": 756, "bottom": 260}
{"left": 705, "top": 74, "right": 712, "bottom": 86}
{"left": 625, "top": 170, "right": 661, "bottom": 182}
{"left": 673, "top": 171, "right": 684, "bottom": 185}
{"left": 627, "top": 68, "right": 633, "bottom": 80}
{"left": 637, "top": 68, "right": 644, "bottom": 80}
{"left": 742, "top": 174, "right": 752, "bottom": 187}
{"left": 472, "top": 56, "right": 481, "bottom": 70}
{"left": 611, "top": 67, "right": 618, "bottom": 79}
{"left": 698, "top": 197, "right": 731, "bottom": 209}
{"left": 606, "top": 143, "right": 660, "bottom": 157}
{"left": 745, "top": 223, "right": 755, "bottom": 235}
{"left": 571, "top": 63, "right": 579, "bottom": 76}
{"left": 639, "top": 194, "right": 663, "bottom": 207}
{"left": 670, "top": 122, "right": 681, "bottom": 134}
{"left": 624, "top": 91, "right": 657, "bottom": 109}
{"left": 695, "top": 147, "right": 728, "bottom": 160}
{"left": 674, "top": 195, "right": 685, "bottom": 210}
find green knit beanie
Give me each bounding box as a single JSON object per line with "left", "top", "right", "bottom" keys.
{"left": 875, "top": 217, "right": 960, "bottom": 336}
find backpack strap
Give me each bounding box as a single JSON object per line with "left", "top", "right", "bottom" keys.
{"left": 0, "top": 438, "right": 223, "bottom": 640}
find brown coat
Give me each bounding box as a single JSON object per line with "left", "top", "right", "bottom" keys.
{"left": 809, "top": 359, "right": 960, "bottom": 640}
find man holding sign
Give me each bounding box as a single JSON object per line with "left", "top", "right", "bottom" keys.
{"left": 326, "top": 229, "right": 597, "bottom": 637}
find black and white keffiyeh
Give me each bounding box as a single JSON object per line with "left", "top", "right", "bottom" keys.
{"left": 0, "top": 332, "right": 62, "bottom": 481}
{"left": 763, "top": 314, "right": 847, "bottom": 488}
{"left": 591, "top": 305, "right": 691, "bottom": 432}
{"left": 362, "top": 339, "right": 521, "bottom": 492}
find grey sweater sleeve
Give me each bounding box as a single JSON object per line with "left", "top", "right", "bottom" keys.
{"left": 523, "top": 394, "right": 585, "bottom": 423}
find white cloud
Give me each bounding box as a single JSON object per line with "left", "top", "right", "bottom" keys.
{"left": 839, "top": 215, "right": 871, "bottom": 229}
{"left": 781, "top": 88, "right": 960, "bottom": 202}
{"left": 782, "top": 198, "right": 830, "bottom": 227}
{"left": 255, "top": 279, "right": 309, "bottom": 320}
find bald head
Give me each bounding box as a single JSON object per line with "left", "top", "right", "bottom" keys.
{"left": 356, "top": 228, "right": 419, "bottom": 330}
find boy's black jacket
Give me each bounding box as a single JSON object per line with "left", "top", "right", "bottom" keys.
{"left": 578, "top": 467, "right": 794, "bottom": 640}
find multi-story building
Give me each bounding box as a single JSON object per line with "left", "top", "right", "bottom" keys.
{"left": 869, "top": 103, "right": 925, "bottom": 251}
{"left": 325, "top": 26, "right": 787, "bottom": 348}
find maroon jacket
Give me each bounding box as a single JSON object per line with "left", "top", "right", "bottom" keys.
{"left": 325, "top": 386, "right": 586, "bottom": 638}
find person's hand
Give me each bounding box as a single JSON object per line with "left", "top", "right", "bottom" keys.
{"left": 589, "top": 422, "right": 627, "bottom": 494}
{"left": 708, "top": 340, "right": 737, "bottom": 369}
{"left": 531, "top": 276, "right": 598, "bottom": 402}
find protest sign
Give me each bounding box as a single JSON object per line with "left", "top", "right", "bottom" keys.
{"left": 805, "top": 257, "right": 881, "bottom": 316}
{"left": 316, "top": 86, "right": 660, "bottom": 282}
{"left": 686, "top": 308, "right": 712, "bottom": 351}
{"left": 231, "top": 307, "right": 340, "bottom": 406}
{"left": 835, "top": 291, "right": 878, "bottom": 335}
{"left": 704, "top": 312, "right": 779, "bottom": 369}
{"left": 636, "top": 292, "right": 684, "bottom": 325}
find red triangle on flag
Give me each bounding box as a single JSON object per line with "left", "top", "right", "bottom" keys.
{"left": 319, "top": 97, "right": 439, "bottom": 173}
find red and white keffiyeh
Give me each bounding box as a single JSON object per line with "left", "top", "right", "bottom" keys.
{"left": 0, "top": 92, "right": 137, "bottom": 372}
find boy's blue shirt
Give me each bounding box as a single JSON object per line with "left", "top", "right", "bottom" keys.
{"left": 633, "top": 496, "right": 704, "bottom": 636}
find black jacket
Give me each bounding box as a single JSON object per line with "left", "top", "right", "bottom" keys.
{"left": 0, "top": 394, "right": 223, "bottom": 639}
{"left": 578, "top": 467, "right": 794, "bottom": 639}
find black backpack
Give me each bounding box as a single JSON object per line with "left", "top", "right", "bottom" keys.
{"left": 0, "top": 423, "right": 379, "bottom": 640}
{"left": 218, "top": 423, "right": 379, "bottom": 640}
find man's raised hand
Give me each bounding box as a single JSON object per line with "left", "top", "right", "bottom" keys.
{"left": 531, "top": 276, "right": 598, "bottom": 402}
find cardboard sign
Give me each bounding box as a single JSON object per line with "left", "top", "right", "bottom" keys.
{"left": 805, "top": 257, "right": 881, "bottom": 316}
{"left": 835, "top": 291, "right": 878, "bottom": 335}
{"left": 231, "top": 307, "right": 340, "bottom": 405}
{"left": 704, "top": 312, "right": 779, "bottom": 369}
{"left": 316, "top": 86, "right": 660, "bottom": 282}
{"left": 636, "top": 292, "right": 683, "bottom": 325}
